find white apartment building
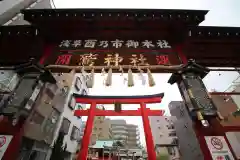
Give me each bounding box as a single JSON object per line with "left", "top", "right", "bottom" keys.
{"left": 49, "top": 72, "right": 89, "bottom": 160}
{"left": 111, "top": 119, "right": 140, "bottom": 148}
{"left": 149, "top": 116, "right": 180, "bottom": 160}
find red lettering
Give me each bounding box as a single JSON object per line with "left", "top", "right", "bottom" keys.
{"left": 156, "top": 55, "right": 169, "bottom": 65}
{"left": 55, "top": 54, "right": 72, "bottom": 65}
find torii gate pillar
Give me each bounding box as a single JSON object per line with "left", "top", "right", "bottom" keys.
{"left": 74, "top": 93, "right": 165, "bottom": 160}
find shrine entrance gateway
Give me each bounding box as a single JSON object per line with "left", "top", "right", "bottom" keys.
{"left": 73, "top": 93, "right": 165, "bottom": 160}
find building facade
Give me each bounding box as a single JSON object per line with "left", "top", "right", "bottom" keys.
{"left": 18, "top": 73, "right": 69, "bottom": 160}
{"left": 110, "top": 119, "right": 140, "bottom": 148}
{"left": 0, "top": 61, "right": 59, "bottom": 160}
{"left": 80, "top": 118, "right": 140, "bottom": 148}
{"left": 80, "top": 105, "right": 112, "bottom": 145}
{"left": 49, "top": 72, "right": 88, "bottom": 159}
{"left": 91, "top": 117, "right": 112, "bottom": 144}
{"left": 169, "top": 101, "right": 204, "bottom": 160}
{"left": 149, "top": 116, "right": 180, "bottom": 160}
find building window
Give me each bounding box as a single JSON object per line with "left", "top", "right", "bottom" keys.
{"left": 44, "top": 93, "right": 53, "bottom": 105}
{"left": 61, "top": 86, "right": 69, "bottom": 96}
{"left": 68, "top": 94, "right": 76, "bottom": 110}
{"left": 71, "top": 126, "right": 80, "bottom": 140}
{"left": 76, "top": 104, "right": 83, "bottom": 119}
{"left": 171, "top": 138, "right": 179, "bottom": 145}
{"left": 75, "top": 77, "right": 82, "bottom": 91}
{"left": 167, "top": 147, "right": 176, "bottom": 156}
{"left": 45, "top": 88, "right": 55, "bottom": 99}
{"left": 46, "top": 83, "right": 58, "bottom": 95}
{"left": 167, "top": 125, "right": 174, "bottom": 129}
{"left": 42, "top": 109, "right": 60, "bottom": 135}
{"left": 98, "top": 133, "right": 103, "bottom": 137}
{"left": 30, "top": 111, "right": 44, "bottom": 124}
{"left": 169, "top": 131, "right": 177, "bottom": 137}
{"left": 81, "top": 89, "right": 87, "bottom": 95}
{"left": 10, "top": 77, "right": 37, "bottom": 107}
{"left": 60, "top": 118, "right": 70, "bottom": 135}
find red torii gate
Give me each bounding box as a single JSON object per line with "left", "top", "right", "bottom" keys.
{"left": 73, "top": 93, "right": 165, "bottom": 160}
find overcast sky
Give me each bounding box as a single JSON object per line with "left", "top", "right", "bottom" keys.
{"left": 59, "top": 0, "right": 240, "bottom": 146}
{"left": 52, "top": 0, "right": 240, "bottom": 27}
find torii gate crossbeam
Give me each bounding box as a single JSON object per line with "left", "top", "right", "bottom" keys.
{"left": 73, "top": 93, "right": 165, "bottom": 160}
{"left": 74, "top": 108, "right": 164, "bottom": 116}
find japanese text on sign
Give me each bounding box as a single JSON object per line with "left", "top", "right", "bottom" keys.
{"left": 54, "top": 52, "right": 172, "bottom": 66}
{"left": 59, "top": 39, "right": 171, "bottom": 49}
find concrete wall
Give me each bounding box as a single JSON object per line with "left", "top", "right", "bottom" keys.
{"left": 226, "top": 132, "right": 240, "bottom": 159}
{"left": 169, "top": 101, "right": 204, "bottom": 160}
{"left": 149, "top": 116, "right": 177, "bottom": 145}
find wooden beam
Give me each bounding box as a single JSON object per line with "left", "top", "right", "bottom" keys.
{"left": 75, "top": 97, "right": 162, "bottom": 104}
{"left": 74, "top": 108, "right": 164, "bottom": 116}
{"left": 74, "top": 93, "right": 164, "bottom": 104}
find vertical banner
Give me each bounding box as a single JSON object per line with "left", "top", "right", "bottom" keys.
{"left": 205, "top": 136, "right": 234, "bottom": 160}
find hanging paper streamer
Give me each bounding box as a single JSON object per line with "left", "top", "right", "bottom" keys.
{"left": 147, "top": 68, "right": 155, "bottom": 87}
{"left": 101, "top": 68, "right": 106, "bottom": 76}
{"left": 87, "top": 68, "right": 95, "bottom": 88}
{"left": 81, "top": 67, "right": 88, "bottom": 77}
{"left": 81, "top": 66, "right": 91, "bottom": 87}
{"left": 138, "top": 67, "right": 146, "bottom": 85}
{"left": 70, "top": 69, "right": 76, "bottom": 77}
{"left": 119, "top": 66, "right": 124, "bottom": 76}
{"left": 128, "top": 68, "right": 134, "bottom": 87}
{"left": 67, "top": 69, "right": 76, "bottom": 86}
{"left": 105, "top": 68, "right": 112, "bottom": 86}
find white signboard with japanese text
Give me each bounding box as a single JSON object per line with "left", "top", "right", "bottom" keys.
{"left": 205, "top": 136, "right": 234, "bottom": 160}
{"left": 0, "top": 135, "right": 13, "bottom": 159}
{"left": 59, "top": 39, "right": 171, "bottom": 49}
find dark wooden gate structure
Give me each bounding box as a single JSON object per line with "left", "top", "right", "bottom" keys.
{"left": 1, "top": 8, "right": 240, "bottom": 160}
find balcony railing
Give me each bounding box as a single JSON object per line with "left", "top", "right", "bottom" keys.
{"left": 112, "top": 130, "right": 128, "bottom": 135}
{"left": 111, "top": 125, "right": 128, "bottom": 130}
